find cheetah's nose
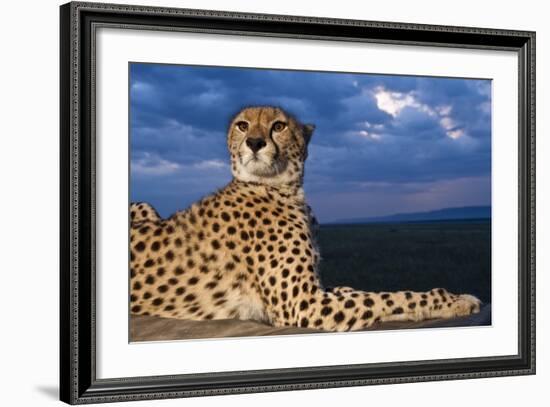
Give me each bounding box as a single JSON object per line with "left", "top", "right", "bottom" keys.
{"left": 246, "top": 137, "right": 267, "bottom": 153}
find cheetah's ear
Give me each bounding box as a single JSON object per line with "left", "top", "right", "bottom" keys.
{"left": 303, "top": 124, "right": 315, "bottom": 145}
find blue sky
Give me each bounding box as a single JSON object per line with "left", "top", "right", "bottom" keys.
{"left": 130, "top": 63, "right": 492, "bottom": 223}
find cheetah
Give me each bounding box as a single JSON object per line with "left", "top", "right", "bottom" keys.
{"left": 130, "top": 106, "right": 481, "bottom": 332}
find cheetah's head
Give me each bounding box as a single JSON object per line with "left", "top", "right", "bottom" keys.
{"left": 227, "top": 106, "right": 315, "bottom": 186}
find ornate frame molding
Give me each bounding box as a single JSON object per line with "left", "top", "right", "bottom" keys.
{"left": 60, "top": 2, "right": 535, "bottom": 404}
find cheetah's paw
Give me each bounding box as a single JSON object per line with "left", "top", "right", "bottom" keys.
{"left": 447, "top": 294, "right": 482, "bottom": 317}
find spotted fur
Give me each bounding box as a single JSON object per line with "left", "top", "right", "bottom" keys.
{"left": 130, "top": 106, "right": 481, "bottom": 331}
{"left": 130, "top": 202, "right": 161, "bottom": 224}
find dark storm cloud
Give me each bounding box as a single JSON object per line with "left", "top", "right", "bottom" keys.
{"left": 130, "top": 63, "right": 492, "bottom": 222}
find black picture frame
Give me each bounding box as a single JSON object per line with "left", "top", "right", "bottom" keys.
{"left": 60, "top": 1, "right": 536, "bottom": 404}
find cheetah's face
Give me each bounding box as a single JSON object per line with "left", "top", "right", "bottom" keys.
{"left": 228, "top": 106, "right": 315, "bottom": 185}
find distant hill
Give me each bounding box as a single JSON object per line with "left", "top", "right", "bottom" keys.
{"left": 331, "top": 206, "right": 491, "bottom": 225}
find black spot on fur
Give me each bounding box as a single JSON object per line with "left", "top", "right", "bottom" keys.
{"left": 344, "top": 299, "right": 355, "bottom": 309}
{"left": 361, "top": 310, "right": 373, "bottom": 320}
{"left": 333, "top": 311, "right": 345, "bottom": 323}
{"left": 364, "top": 298, "right": 375, "bottom": 307}
{"left": 321, "top": 306, "right": 332, "bottom": 316}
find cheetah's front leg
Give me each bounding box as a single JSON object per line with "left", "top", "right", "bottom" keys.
{"left": 376, "top": 288, "right": 482, "bottom": 323}
{"left": 291, "top": 287, "right": 481, "bottom": 332}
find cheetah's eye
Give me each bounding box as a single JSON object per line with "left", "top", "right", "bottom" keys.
{"left": 272, "top": 121, "right": 286, "bottom": 132}
{"left": 236, "top": 121, "right": 249, "bottom": 132}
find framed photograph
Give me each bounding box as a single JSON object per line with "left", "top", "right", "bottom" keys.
{"left": 60, "top": 1, "right": 535, "bottom": 404}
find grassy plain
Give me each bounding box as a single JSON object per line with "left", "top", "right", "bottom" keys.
{"left": 316, "top": 221, "right": 491, "bottom": 303}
